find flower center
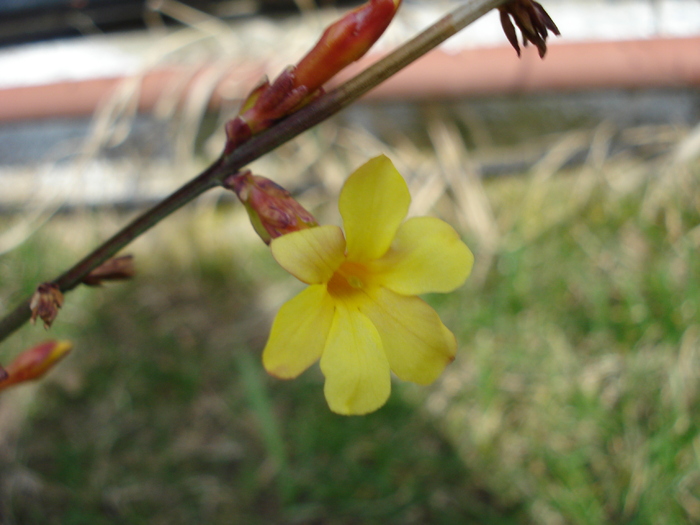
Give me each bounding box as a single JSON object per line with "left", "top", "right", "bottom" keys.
{"left": 327, "top": 261, "right": 371, "bottom": 298}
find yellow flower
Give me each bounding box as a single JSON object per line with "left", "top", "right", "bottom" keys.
{"left": 263, "top": 155, "right": 473, "bottom": 415}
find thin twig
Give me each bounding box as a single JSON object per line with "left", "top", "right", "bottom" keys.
{"left": 0, "top": 0, "right": 505, "bottom": 343}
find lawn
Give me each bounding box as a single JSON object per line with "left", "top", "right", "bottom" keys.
{"left": 1, "top": 110, "right": 699, "bottom": 524}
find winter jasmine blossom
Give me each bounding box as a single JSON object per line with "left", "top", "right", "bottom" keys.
{"left": 264, "top": 155, "right": 473, "bottom": 415}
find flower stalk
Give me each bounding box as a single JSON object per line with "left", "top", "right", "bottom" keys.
{"left": 0, "top": 0, "right": 508, "bottom": 344}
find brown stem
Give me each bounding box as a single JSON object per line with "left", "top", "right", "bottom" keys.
{"left": 0, "top": 0, "right": 505, "bottom": 343}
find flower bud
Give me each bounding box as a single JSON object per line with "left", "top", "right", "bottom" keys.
{"left": 294, "top": 0, "right": 402, "bottom": 93}
{"left": 0, "top": 340, "right": 72, "bottom": 391}
{"left": 225, "top": 0, "right": 401, "bottom": 154}
{"left": 224, "top": 171, "right": 318, "bottom": 244}
{"left": 29, "top": 282, "right": 64, "bottom": 329}
{"left": 82, "top": 255, "right": 135, "bottom": 287}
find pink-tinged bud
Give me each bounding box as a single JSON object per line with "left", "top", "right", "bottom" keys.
{"left": 0, "top": 340, "right": 72, "bottom": 391}
{"left": 224, "top": 171, "right": 318, "bottom": 244}
{"left": 224, "top": 0, "right": 401, "bottom": 154}
{"left": 29, "top": 283, "right": 64, "bottom": 329}
{"left": 225, "top": 68, "right": 312, "bottom": 154}
{"left": 82, "top": 255, "right": 135, "bottom": 287}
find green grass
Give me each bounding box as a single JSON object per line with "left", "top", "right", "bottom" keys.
{"left": 0, "top": 212, "right": 520, "bottom": 524}
{"left": 1, "top": 149, "right": 699, "bottom": 524}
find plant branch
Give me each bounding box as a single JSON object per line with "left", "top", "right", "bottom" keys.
{"left": 0, "top": 0, "right": 506, "bottom": 343}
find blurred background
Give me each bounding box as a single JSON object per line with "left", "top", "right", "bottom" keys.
{"left": 1, "top": 0, "right": 700, "bottom": 523}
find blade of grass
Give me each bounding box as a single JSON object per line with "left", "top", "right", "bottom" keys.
{"left": 235, "top": 349, "right": 294, "bottom": 502}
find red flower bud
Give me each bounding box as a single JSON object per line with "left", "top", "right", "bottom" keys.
{"left": 0, "top": 340, "right": 72, "bottom": 391}
{"left": 225, "top": 0, "right": 401, "bottom": 154}
{"left": 294, "top": 0, "right": 402, "bottom": 94}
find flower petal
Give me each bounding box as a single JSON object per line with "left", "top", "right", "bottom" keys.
{"left": 271, "top": 225, "right": 346, "bottom": 284}
{"left": 374, "top": 216, "right": 474, "bottom": 295}
{"left": 360, "top": 287, "right": 456, "bottom": 385}
{"left": 320, "top": 301, "right": 391, "bottom": 415}
{"left": 340, "top": 155, "right": 410, "bottom": 262}
{"left": 263, "top": 285, "right": 334, "bottom": 378}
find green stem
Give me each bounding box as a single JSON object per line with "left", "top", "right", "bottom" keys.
{"left": 0, "top": 0, "right": 505, "bottom": 343}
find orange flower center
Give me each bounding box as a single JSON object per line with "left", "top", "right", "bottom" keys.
{"left": 327, "top": 260, "right": 372, "bottom": 298}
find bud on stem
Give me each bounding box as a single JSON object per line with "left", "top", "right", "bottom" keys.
{"left": 294, "top": 0, "right": 402, "bottom": 95}
{"left": 224, "top": 171, "right": 318, "bottom": 244}
{"left": 0, "top": 340, "right": 72, "bottom": 392}
{"left": 82, "top": 255, "right": 135, "bottom": 286}
{"left": 225, "top": 0, "right": 402, "bottom": 153}
{"left": 29, "top": 283, "right": 64, "bottom": 329}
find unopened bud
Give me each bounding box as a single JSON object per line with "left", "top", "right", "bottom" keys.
{"left": 224, "top": 171, "right": 318, "bottom": 244}
{"left": 0, "top": 340, "right": 73, "bottom": 391}
{"left": 82, "top": 255, "right": 135, "bottom": 287}
{"left": 294, "top": 0, "right": 402, "bottom": 93}
{"left": 29, "top": 282, "right": 64, "bottom": 329}
{"left": 225, "top": 0, "right": 401, "bottom": 154}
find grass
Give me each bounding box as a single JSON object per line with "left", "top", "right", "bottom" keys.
{"left": 435, "top": 171, "right": 700, "bottom": 524}
{"left": 1, "top": 117, "right": 699, "bottom": 524}
{"left": 0, "top": 209, "right": 522, "bottom": 524}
